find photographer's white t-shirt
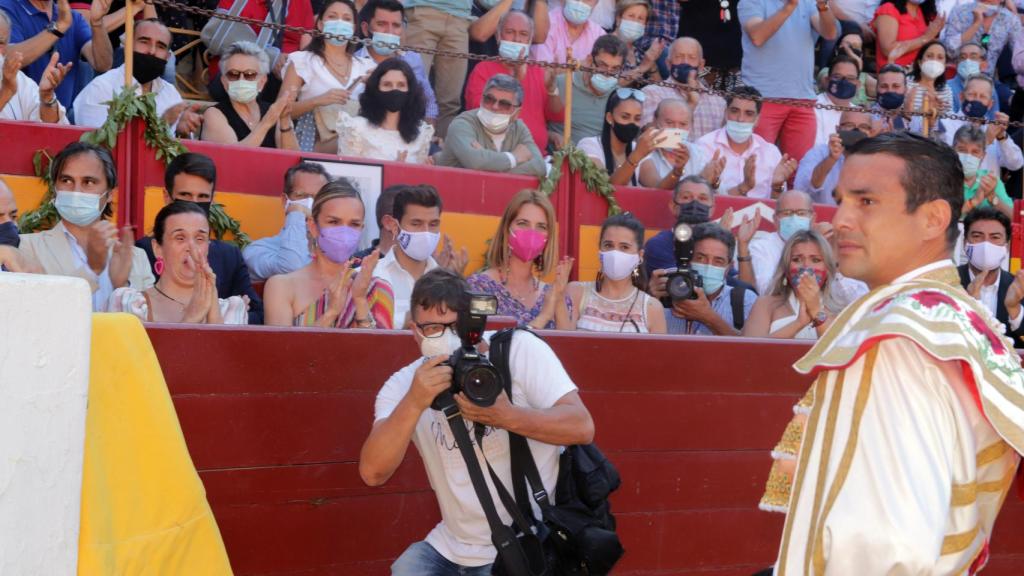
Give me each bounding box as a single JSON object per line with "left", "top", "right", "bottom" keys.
{"left": 374, "top": 331, "right": 578, "bottom": 567}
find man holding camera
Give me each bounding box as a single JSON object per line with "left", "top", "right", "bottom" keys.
{"left": 663, "top": 222, "right": 756, "bottom": 336}
{"left": 359, "top": 268, "right": 594, "bottom": 575}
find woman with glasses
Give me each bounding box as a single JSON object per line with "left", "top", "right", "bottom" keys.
{"left": 201, "top": 42, "right": 299, "bottom": 150}
{"left": 562, "top": 213, "right": 665, "bottom": 333}
{"left": 578, "top": 88, "right": 664, "bottom": 186}
{"left": 337, "top": 58, "right": 433, "bottom": 163}
{"left": 281, "top": 0, "right": 377, "bottom": 153}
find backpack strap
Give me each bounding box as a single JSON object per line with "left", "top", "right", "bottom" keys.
{"left": 730, "top": 285, "right": 746, "bottom": 332}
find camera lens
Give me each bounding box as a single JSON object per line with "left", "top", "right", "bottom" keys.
{"left": 667, "top": 274, "right": 693, "bottom": 300}
{"left": 461, "top": 365, "right": 502, "bottom": 407}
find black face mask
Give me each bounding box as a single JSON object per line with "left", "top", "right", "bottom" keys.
{"left": 0, "top": 221, "right": 19, "bottom": 248}
{"left": 193, "top": 201, "right": 213, "bottom": 217}
{"left": 378, "top": 89, "right": 409, "bottom": 112}
{"left": 132, "top": 51, "right": 168, "bottom": 85}
{"left": 612, "top": 122, "right": 640, "bottom": 143}
{"left": 676, "top": 201, "right": 711, "bottom": 225}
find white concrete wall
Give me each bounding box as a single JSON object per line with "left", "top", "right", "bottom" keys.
{"left": 0, "top": 272, "right": 91, "bottom": 574}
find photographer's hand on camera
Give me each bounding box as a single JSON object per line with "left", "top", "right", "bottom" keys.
{"left": 672, "top": 287, "right": 740, "bottom": 336}
{"left": 454, "top": 390, "right": 517, "bottom": 429}
{"left": 411, "top": 354, "right": 455, "bottom": 410}
{"left": 648, "top": 269, "right": 669, "bottom": 299}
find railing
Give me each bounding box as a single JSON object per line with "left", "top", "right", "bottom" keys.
{"left": 2, "top": 118, "right": 1020, "bottom": 279}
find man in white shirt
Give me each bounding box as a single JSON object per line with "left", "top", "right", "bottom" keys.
{"left": 931, "top": 74, "right": 1022, "bottom": 176}
{"left": 73, "top": 19, "right": 201, "bottom": 136}
{"left": 373, "top": 184, "right": 443, "bottom": 329}
{"left": 359, "top": 268, "right": 594, "bottom": 574}
{"left": 636, "top": 98, "right": 711, "bottom": 190}
{"left": 695, "top": 85, "right": 796, "bottom": 199}
{"left": 0, "top": 10, "right": 70, "bottom": 123}
{"left": 957, "top": 206, "right": 1024, "bottom": 340}
{"left": 795, "top": 107, "right": 874, "bottom": 204}
{"left": 243, "top": 162, "right": 329, "bottom": 282}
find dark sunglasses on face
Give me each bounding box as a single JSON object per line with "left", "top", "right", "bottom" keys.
{"left": 483, "top": 93, "right": 518, "bottom": 113}
{"left": 225, "top": 70, "right": 260, "bottom": 81}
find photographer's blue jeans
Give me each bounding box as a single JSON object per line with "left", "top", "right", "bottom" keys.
{"left": 391, "top": 541, "right": 493, "bottom": 576}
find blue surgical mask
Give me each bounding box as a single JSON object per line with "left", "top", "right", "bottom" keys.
{"left": 725, "top": 120, "right": 754, "bottom": 143}
{"left": 478, "top": 0, "right": 502, "bottom": 8}
{"left": 563, "top": 0, "right": 593, "bottom": 25}
{"left": 692, "top": 263, "right": 726, "bottom": 295}
{"left": 371, "top": 32, "right": 401, "bottom": 56}
{"left": 962, "top": 99, "right": 989, "bottom": 118}
{"left": 957, "top": 59, "right": 981, "bottom": 79}
{"left": 779, "top": 215, "right": 811, "bottom": 241}
{"left": 0, "top": 221, "right": 20, "bottom": 248}
{"left": 55, "top": 190, "right": 105, "bottom": 226}
{"left": 323, "top": 19, "right": 354, "bottom": 45}
{"left": 617, "top": 19, "right": 645, "bottom": 42}
{"left": 498, "top": 40, "right": 529, "bottom": 61}
{"left": 590, "top": 73, "right": 618, "bottom": 95}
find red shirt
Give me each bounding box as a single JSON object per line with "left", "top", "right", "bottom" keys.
{"left": 216, "top": 0, "right": 314, "bottom": 55}
{"left": 872, "top": 1, "right": 930, "bottom": 68}
{"left": 464, "top": 61, "right": 560, "bottom": 152}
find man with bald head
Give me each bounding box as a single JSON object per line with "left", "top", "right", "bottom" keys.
{"left": 638, "top": 98, "right": 713, "bottom": 189}
{"left": 640, "top": 37, "right": 725, "bottom": 140}
{"left": 743, "top": 188, "right": 816, "bottom": 296}
{"left": 73, "top": 18, "right": 201, "bottom": 136}
{"left": 795, "top": 107, "right": 875, "bottom": 205}
{"left": 0, "top": 177, "right": 40, "bottom": 272}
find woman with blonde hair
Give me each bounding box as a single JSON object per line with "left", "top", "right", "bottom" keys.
{"left": 467, "top": 189, "right": 573, "bottom": 328}
{"left": 742, "top": 229, "right": 837, "bottom": 340}
{"left": 263, "top": 178, "right": 394, "bottom": 328}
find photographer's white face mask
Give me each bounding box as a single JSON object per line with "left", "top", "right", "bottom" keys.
{"left": 419, "top": 327, "right": 461, "bottom": 358}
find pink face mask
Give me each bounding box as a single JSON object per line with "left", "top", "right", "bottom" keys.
{"left": 509, "top": 228, "right": 548, "bottom": 262}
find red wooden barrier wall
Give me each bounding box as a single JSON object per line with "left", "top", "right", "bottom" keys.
{"left": 147, "top": 326, "right": 1024, "bottom": 575}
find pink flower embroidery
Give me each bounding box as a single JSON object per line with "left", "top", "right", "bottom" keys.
{"left": 872, "top": 297, "right": 895, "bottom": 313}
{"left": 910, "top": 291, "right": 961, "bottom": 311}
{"left": 967, "top": 310, "right": 1006, "bottom": 355}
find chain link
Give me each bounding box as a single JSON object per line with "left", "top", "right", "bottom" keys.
{"left": 147, "top": 0, "right": 1023, "bottom": 129}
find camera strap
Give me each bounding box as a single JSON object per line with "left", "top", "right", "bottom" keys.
{"left": 442, "top": 398, "right": 547, "bottom": 575}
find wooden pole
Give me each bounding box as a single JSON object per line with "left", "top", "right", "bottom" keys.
{"left": 921, "top": 96, "right": 931, "bottom": 138}
{"left": 124, "top": 0, "right": 135, "bottom": 88}
{"left": 562, "top": 47, "right": 574, "bottom": 149}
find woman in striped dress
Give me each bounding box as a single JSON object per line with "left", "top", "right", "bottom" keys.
{"left": 263, "top": 178, "right": 394, "bottom": 329}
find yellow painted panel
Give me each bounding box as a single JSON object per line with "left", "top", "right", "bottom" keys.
{"left": 578, "top": 225, "right": 662, "bottom": 282}
{"left": 439, "top": 212, "right": 501, "bottom": 276}
{"left": 1013, "top": 257, "right": 1020, "bottom": 274}
{"left": 143, "top": 187, "right": 285, "bottom": 240}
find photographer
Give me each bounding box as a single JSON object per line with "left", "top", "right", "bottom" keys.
{"left": 359, "top": 268, "right": 594, "bottom": 575}
{"left": 664, "top": 223, "right": 756, "bottom": 336}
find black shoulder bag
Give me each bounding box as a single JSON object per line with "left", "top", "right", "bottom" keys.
{"left": 489, "top": 328, "right": 625, "bottom": 576}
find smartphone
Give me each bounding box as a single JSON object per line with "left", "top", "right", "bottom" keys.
{"left": 837, "top": 129, "right": 867, "bottom": 149}
{"left": 655, "top": 128, "right": 686, "bottom": 149}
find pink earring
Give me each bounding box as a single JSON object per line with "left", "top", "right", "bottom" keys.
{"left": 154, "top": 257, "right": 164, "bottom": 276}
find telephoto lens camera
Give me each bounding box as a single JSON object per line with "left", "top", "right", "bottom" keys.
{"left": 665, "top": 222, "right": 703, "bottom": 301}
{"left": 431, "top": 292, "right": 504, "bottom": 412}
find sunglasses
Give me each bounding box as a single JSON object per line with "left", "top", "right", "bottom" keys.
{"left": 483, "top": 93, "right": 519, "bottom": 113}
{"left": 615, "top": 87, "right": 645, "bottom": 102}
{"left": 225, "top": 70, "right": 260, "bottom": 81}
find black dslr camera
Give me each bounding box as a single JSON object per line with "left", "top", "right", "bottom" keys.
{"left": 665, "top": 222, "right": 703, "bottom": 301}
{"left": 431, "top": 292, "right": 504, "bottom": 412}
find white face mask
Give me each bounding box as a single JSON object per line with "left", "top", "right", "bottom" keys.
{"left": 920, "top": 60, "right": 945, "bottom": 80}
{"left": 967, "top": 241, "right": 1006, "bottom": 271}
{"left": 285, "top": 196, "right": 314, "bottom": 213}
{"left": 419, "top": 327, "right": 462, "bottom": 358}
{"left": 600, "top": 249, "right": 640, "bottom": 281}
{"left": 477, "top": 106, "right": 512, "bottom": 134}
{"left": 55, "top": 190, "right": 106, "bottom": 226}
{"left": 397, "top": 227, "right": 440, "bottom": 261}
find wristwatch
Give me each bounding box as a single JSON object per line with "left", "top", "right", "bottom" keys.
{"left": 811, "top": 310, "right": 828, "bottom": 328}
{"left": 46, "top": 21, "right": 64, "bottom": 39}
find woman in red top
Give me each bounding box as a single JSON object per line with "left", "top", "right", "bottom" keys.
{"left": 871, "top": 0, "right": 945, "bottom": 68}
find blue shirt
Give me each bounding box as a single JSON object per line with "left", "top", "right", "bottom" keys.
{"left": 0, "top": 0, "right": 93, "bottom": 106}
{"left": 738, "top": 0, "right": 819, "bottom": 99}
{"left": 354, "top": 47, "right": 438, "bottom": 120}
{"left": 242, "top": 211, "right": 312, "bottom": 282}
{"left": 663, "top": 283, "right": 757, "bottom": 335}
{"left": 793, "top": 143, "right": 841, "bottom": 205}
{"left": 948, "top": 74, "right": 999, "bottom": 119}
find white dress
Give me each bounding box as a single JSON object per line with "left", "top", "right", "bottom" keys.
{"left": 286, "top": 51, "right": 377, "bottom": 150}
{"left": 107, "top": 287, "right": 249, "bottom": 325}
{"left": 767, "top": 294, "right": 818, "bottom": 340}
{"left": 336, "top": 112, "right": 434, "bottom": 164}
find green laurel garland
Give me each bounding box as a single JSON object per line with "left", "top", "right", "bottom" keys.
{"left": 18, "top": 86, "right": 250, "bottom": 247}
{"left": 538, "top": 146, "right": 622, "bottom": 216}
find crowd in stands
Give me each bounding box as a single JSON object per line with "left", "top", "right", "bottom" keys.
{"left": 1, "top": 0, "right": 1024, "bottom": 343}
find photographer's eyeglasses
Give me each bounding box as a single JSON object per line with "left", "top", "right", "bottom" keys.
{"left": 615, "top": 88, "right": 646, "bottom": 102}
{"left": 225, "top": 70, "right": 261, "bottom": 81}
{"left": 416, "top": 321, "right": 457, "bottom": 338}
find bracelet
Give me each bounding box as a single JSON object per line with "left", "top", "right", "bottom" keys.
{"left": 737, "top": 255, "right": 752, "bottom": 263}
{"left": 354, "top": 315, "right": 376, "bottom": 328}
{"left": 625, "top": 155, "right": 638, "bottom": 168}
{"left": 671, "top": 167, "right": 683, "bottom": 178}
{"left": 279, "top": 124, "right": 294, "bottom": 133}
{"left": 41, "top": 93, "right": 59, "bottom": 107}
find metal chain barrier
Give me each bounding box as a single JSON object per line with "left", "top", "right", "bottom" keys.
{"left": 146, "top": 0, "right": 1023, "bottom": 129}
